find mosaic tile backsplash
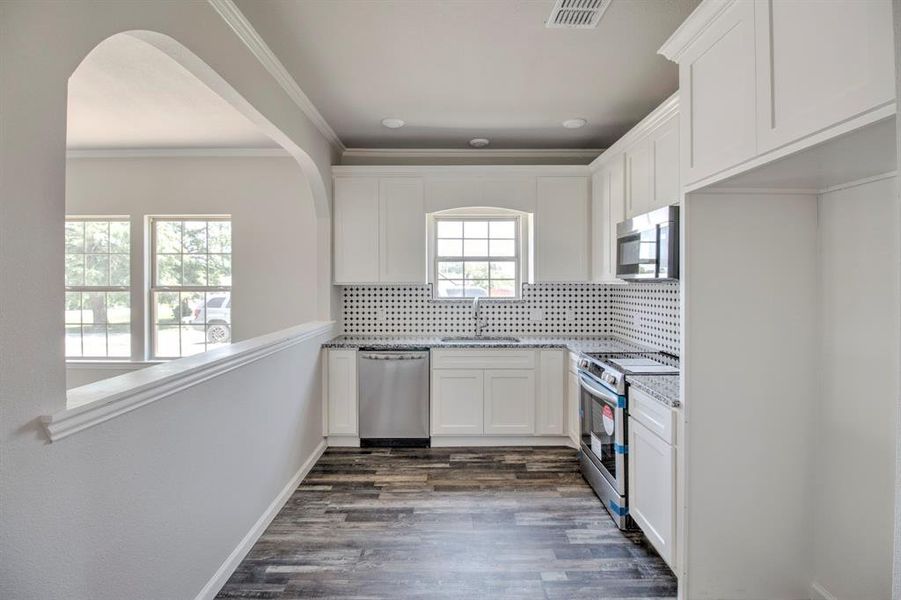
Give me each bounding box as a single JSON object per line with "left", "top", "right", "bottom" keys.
{"left": 340, "top": 283, "right": 680, "bottom": 354}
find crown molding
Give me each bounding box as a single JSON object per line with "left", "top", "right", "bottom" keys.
{"left": 332, "top": 164, "right": 592, "bottom": 177}
{"left": 66, "top": 147, "right": 290, "bottom": 159}
{"left": 589, "top": 92, "right": 679, "bottom": 171}
{"left": 658, "top": 0, "right": 735, "bottom": 62}
{"left": 208, "top": 0, "right": 346, "bottom": 152}
{"left": 342, "top": 148, "right": 605, "bottom": 161}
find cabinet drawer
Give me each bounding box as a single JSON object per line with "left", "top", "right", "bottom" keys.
{"left": 629, "top": 387, "right": 676, "bottom": 445}
{"left": 431, "top": 349, "right": 536, "bottom": 370}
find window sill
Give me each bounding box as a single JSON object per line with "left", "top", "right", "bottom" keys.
{"left": 66, "top": 360, "right": 164, "bottom": 370}
{"left": 44, "top": 321, "right": 336, "bottom": 442}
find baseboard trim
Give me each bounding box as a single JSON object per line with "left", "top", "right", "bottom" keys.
{"left": 194, "top": 438, "right": 327, "bottom": 600}
{"left": 430, "top": 435, "right": 574, "bottom": 447}
{"left": 810, "top": 581, "right": 838, "bottom": 600}
{"left": 327, "top": 435, "right": 361, "bottom": 447}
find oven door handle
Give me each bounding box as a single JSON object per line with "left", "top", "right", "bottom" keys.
{"left": 578, "top": 372, "right": 620, "bottom": 406}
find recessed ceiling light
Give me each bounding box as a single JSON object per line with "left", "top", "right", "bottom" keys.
{"left": 381, "top": 118, "right": 405, "bottom": 129}
{"left": 562, "top": 118, "right": 588, "bottom": 129}
{"left": 469, "top": 138, "right": 490, "bottom": 148}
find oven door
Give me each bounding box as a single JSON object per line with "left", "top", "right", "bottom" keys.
{"left": 579, "top": 372, "right": 626, "bottom": 495}
{"left": 616, "top": 226, "right": 659, "bottom": 280}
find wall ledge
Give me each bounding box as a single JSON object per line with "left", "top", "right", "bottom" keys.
{"left": 44, "top": 321, "right": 335, "bottom": 442}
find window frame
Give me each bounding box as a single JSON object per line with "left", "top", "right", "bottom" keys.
{"left": 430, "top": 214, "right": 524, "bottom": 300}
{"left": 64, "top": 216, "right": 133, "bottom": 360}
{"left": 148, "top": 215, "right": 232, "bottom": 360}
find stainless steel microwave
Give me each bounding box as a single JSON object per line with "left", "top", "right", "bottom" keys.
{"left": 615, "top": 205, "right": 679, "bottom": 282}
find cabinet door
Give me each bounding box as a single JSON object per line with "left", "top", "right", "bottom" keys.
{"left": 535, "top": 177, "right": 590, "bottom": 282}
{"left": 629, "top": 416, "right": 675, "bottom": 568}
{"left": 327, "top": 350, "right": 358, "bottom": 436}
{"left": 536, "top": 350, "right": 564, "bottom": 435}
{"left": 590, "top": 170, "right": 606, "bottom": 282}
{"left": 625, "top": 138, "right": 652, "bottom": 218}
{"left": 484, "top": 370, "right": 536, "bottom": 435}
{"left": 592, "top": 157, "right": 626, "bottom": 282}
{"left": 650, "top": 115, "right": 680, "bottom": 210}
{"left": 755, "top": 0, "right": 894, "bottom": 153}
{"left": 679, "top": 0, "right": 757, "bottom": 184}
{"left": 333, "top": 177, "right": 380, "bottom": 283}
{"left": 567, "top": 369, "right": 581, "bottom": 446}
{"left": 379, "top": 178, "right": 425, "bottom": 283}
{"left": 431, "top": 369, "right": 484, "bottom": 435}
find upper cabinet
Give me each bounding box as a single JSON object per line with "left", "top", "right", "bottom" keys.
{"left": 591, "top": 155, "right": 626, "bottom": 283}
{"left": 660, "top": 0, "right": 895, "bottom": 188}
{"left": 333, "top": 176, "right": 425, "bottom": 284}
{"left": 535, "top": 176, "right": 590, "bottom": 282}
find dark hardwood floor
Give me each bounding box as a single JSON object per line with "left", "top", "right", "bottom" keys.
{"left": 216, "top": 447, "right": 676, "bottom": 599}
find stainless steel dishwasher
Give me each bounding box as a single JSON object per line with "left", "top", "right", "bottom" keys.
{"left": 358, "top": 349, "right": 430, "bottom": 447}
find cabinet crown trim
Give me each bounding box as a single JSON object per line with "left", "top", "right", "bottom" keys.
{"left": 657, "top": 0, "right": 738, "bottom": 62}
{"left": 589, "top": 93, "right": 680, "bottom": 171}
{"left": 332, "top": 165, "right": 592, "bottom": 177}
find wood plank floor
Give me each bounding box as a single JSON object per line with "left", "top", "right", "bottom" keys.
{"left": 216, "top": 447, "right": 676, "bottom": 599}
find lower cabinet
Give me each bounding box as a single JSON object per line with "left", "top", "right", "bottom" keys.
{"left": 628, "top": 413, "right": 676, "bottom": 568}
{"left": 431, "top": 369, "right": 484, "bottom": 435}
{"left": 567, "top": 361, "right": 581, "bottom": 446}
{"left": 484, "top": 370, "right": 535, "bottom": 434}
{"left": 326, "top": 349, "right": 358, "bottom": 436}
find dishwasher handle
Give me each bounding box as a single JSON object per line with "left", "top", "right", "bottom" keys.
{"left": 359, "top": 352, "right": 428, "bottom": 361}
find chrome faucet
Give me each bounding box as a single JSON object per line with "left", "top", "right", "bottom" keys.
{"left": 472, "top": 296, "right": 487, "bottom": 338}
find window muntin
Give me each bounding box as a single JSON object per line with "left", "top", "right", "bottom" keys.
{"left": 64, "top": 218, "right": 131, "bottom": 358}
{"left": 150, "top": 217, "right": 231, "bottom": 358}
{"left": 434, "top": 217, "right": 519, "bottom": 298}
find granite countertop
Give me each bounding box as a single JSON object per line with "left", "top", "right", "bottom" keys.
{"left": 627, "top": 374, "right": 681, "bottom": 408}
{"left": 322, "top": 334, "right": 649, "bottom": 355}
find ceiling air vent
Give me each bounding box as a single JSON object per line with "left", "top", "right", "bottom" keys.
{"left": 546, "top": 0, "right": 612, "bottom": 29}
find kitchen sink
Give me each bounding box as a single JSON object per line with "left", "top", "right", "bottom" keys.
{"left": 440, "top": 336, "right": 520, "bottom": 344}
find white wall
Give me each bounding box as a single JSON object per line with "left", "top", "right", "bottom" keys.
{"left": 65, "top": 156, "right": 319, "bottom": 385}
{"left": 682, "top": 192, "right": 818, "bottom": 599}
{"left": 0, "top": 1, "right": 338, "bottom": 598}
{"left": 813, "top": 176, "right": 899, "bottom": 599}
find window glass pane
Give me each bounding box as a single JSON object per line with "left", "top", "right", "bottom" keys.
{"left": 437, "top": 220, "right": 462, "bottom": 238}
{"left": 182, "top": 255, "right": 208, "bottom": 286}
{"left": 109, "top": 254, "right": 130, "bottom": 287}
{"left": 156, "top": 221, "right": 182, "bottom": 253}
{"left": 82, "top": 324, "right": 107, "bottom": 357}
{"left": 65, "top": 221, "right": 84, "bottom": 253}
{"left": 490, "top": 280, "right": 516, "bottom": 297}
{"left": 109, "top": 221, "right": 130, "bottom": 253}
{"left": 65, "top": 292, "right": 82, "bottom": 324}
{"left": 437, "top": 261, "right": 463, "bottom": 280}
{"left": 156, "top": 255, "right": 182, "bottom": 286}
{"left": 437, "top": 279, "right": 465, "bottom": 297}
{"left": 155, "top": 325, "right": 180, "bottom": 358}
{"left": 181, "top": 324, "right": 206, "bottom": 356}
{"left": 108, "top": 324, "right": 130, "bottom": 357}
{"left": 65, "top": 254, "right": 84, "bottom": 286}
{"left": 208, "top": 254, "right": 231, "bottom": 287}
{"left": 437, "top": 239, "right": 462, "bottom": 257}
{"left": 65, "top": 325, "right": 82, "bottom": 357}
{"left": 490, "top": 261, "right": 516, "bottom": 279}
{"left": 84, "top": 221, "right": 109, "bottom": 253}
{"left": 489, "top": 239, "right": 516, "bottom": 257}
{"left": 463, "top": 221, "right": 488, "bottom": 238}
{"left": 464, "top": 261, "right": 489, "bottom": 280}
{"left": 85, "top": 254, "right": 110, "bottom": 286}
{"left": 463, "top": 280, "right": 488, "bottom": 297}
{"left": 82, "top": 292, "right": 107, "bottom": 325}
{"left": 154, "top": 291, "right": 180, "bottom": 325}
{"left": 183, "top": 221, "right": 208, "bottom": 254}
{"left": 208, "top": 221, "right": 231, "bottom": 253}
{"left": 463, "top": 239, "right": 488, "bottom": 257}
{"left": 489, "top": 220, "right": 515, "bottom": 239}
{"left": 107, "top": 292, "right": 130, "bottom": 324}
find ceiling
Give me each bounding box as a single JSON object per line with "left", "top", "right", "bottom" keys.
{"left": 67, "top": 34, "right": 278, "bottom": 150}
{"left": 235, "top": 0, "right": 699, "bottom": 149}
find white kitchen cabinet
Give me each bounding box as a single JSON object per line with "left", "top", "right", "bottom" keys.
{"left": 566, "top": 361, "right": 581, "bottom": 446}
{"left": 536, "top": 176, "right": 590, "bottom": 282}
{"left": 754, "top": 0, "right": 894, "bottom": 154}
{"left": 629, "top": 415, "right": 675, "bottom": 569}
{"left": 625, "top": 138, "right": 652, "bottom": 218}
{"left": 591, "top": 153, "right": 626, "bottom": 283}
{"left": 484, "top": 370, "right": 535, "bottom": 435}
{"left": 674, "top": 0, "right": 757, "bottom": 185}
{"left": 379, "top": 178, "right": 425, "bottom": 283}
{"left": 326, "top": 350, "right": 358, "bottom": 436}
{"left": 650, "top": 114, "right": 680, "bottom": 209}
{"left": 536, "top": 350, "right": 564, "bottom": 435}
{"left": 333, "top": 178, "right": 380, "bottom": 284}
{"left": 431, "top": 369, "right": 484, "bottom": 435}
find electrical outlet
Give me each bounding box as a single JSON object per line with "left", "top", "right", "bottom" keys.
{"left": 564, "top": 309, "right": 575, "bottom": 322}
{"left": 633, "top": 314, "right": 641, "bottom": 327}
{"left": 530, "top": 309, "right": 544, "bottom": 322}
{"left": 376, "top": 308, "right": 387, "bottom": 322}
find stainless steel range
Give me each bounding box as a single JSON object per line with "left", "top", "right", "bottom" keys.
{"left": 577, "top": 351, "right": 679, "bottom": 529}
